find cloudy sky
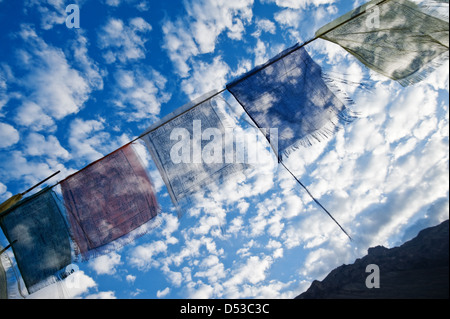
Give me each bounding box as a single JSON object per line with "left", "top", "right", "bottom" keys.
{"left": 0, "top": 0, "right": 448, "bottom": 299}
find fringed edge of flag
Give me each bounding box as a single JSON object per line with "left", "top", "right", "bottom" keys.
{"left": 280, "top": 73, "right": 360, "bottom": 160}
{"left": 322, "top": 72, "right": 375, "bottom": 93}
{"left": 75, "top": 212, "right": 163, "bottom": 262}
{"left": 25, "top": 268, "right": 66, "bottom": 295}
{"left": 280, "top": 107, "right": 358, "bottom": 160}
{"left": 416, "top": 0, "right": 449, "bottom": 21}
{"left": 172, "top": 162, "right": 253, "bottom": 219}
{"left": 396, "top": 50, "right": 449, "bottom": 87}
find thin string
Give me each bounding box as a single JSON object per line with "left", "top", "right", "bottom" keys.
{"left": 280, "top": 161, "right": 353, "bottom": 241}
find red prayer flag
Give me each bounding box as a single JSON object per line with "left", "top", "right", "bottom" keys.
{"left": 61, "top": 144, "right": 160, "bottom": 259}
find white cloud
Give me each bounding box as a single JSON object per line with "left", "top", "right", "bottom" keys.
{"left": 0, "top": 122, "right": 19, "bottom": 148}
{"left": 266, "top": 239, "right": 284, "bottom": 259}
{"left": 230, "top": 58, "right": 252, "bottom": 79}
{"left": 128, "top": 240, "right": 168, "bottom": 271}
{"left": 274, "top": 9, "right": 303, "bottom": 29}
{"left": 386, "top": 86, "right": 438, "bottom": 143}
{"left": 161, "top": 264, "right": 183, "bottom": 287}
{"left": 24, "top": 133, "right": 70, "bottom": 160}
{"left": 162, "top": 18, "right": 200, "bottom": 77}
{"left": 300, "top": 244, "right": 353, "bottom": 281}
{"left": 187, "top": 281, "right": 215, "bottom": 298}
{"left": 85, "top": 291, "right": 117, "bottom": 299}
{"left": 70, "top": 33, "right": 105, "bottom": 92}
{"left": 180, "top": 56, "right": 230, "bottom": 99}
{"left": 24, "top": 0, "right": 66, "bottom": 30}
{"left": 98, "top": 17, "right": 152, "bottom": 64}
{"left": 14, "top": 102, "right": 56, "bottom": 132}
{"left": 12, "top": 25, "right": 100, "bottom": 131}
{"left": 162, "top": 236, "right": 220, "bottom": 269}
{"left": 194, "top": 255, "right": 226, "bottom": 285}
{"left": 112, "top": 67, "right": 171, "bottom": 123}
{"left": 0, "top": 182, "right": 12, "bottom": 201}
{"left": 264, "top": 0, "right": 336, "bottom": 9}
{"left": 66, "top": 117, "right": 129, "bottom": 167}
{"left": 126, "top": 274, "right": 136, "bottom": 284}
{"left": 162, "top": 0, "right": 254, "bottom": 77}
{"left": 18, "top": 28, "right": 88, "bottom": 119}
{"left": 189, "top": 202, "right": 227, "bottom": 236}
{"left": 105, "top": 0, "right": 150, "bottom": 11}
{"left": 0, "top": 150, "right": 67, "bottom": 190}
{"left": 156, "top": 287, "right": 170, "bottom": 298}
{"left": 252, "top": 18, "right": 276, "bottom": 38}
{"left": 88, "top": 252, "right": 122, "bottom": 275}
{"left": 67, "top": 118, "right": 109, "bottom": 163}
{"left": 185, "top": 0, "right": 253, "bottom": 47}
{"left": 253, "top": 39, "right": 270, "bottom": 66}
{"left": 160, "top": 213, "right": 180, "bottom": 242}
{"left": 227, "top": 216, "right": 244, "bottom": 235}
{"left": 106, "top": 0, "right": 121, "bottom": 6}
{"left": 0, "top": 68, "right": 10, "bottom": 114}
{"left": 223, "top": 255, "right": 273, "bottom": 297}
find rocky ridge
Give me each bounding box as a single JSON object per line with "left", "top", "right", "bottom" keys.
{"left": 296, "top": 220, "right": 449, "bottom": 299}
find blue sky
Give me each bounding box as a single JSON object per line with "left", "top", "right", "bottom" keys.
{"left": 0, "top": 0, "right": 448, "bottom": 299}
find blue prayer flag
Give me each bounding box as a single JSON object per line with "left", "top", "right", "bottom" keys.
{"left": 0, "top": 187, "right": 72, "bottom": 294}
{"left": 227, "top": 45, "right": 355, "bottom": 160}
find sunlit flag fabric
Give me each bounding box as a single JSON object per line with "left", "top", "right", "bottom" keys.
{"left": 315, "top": 0, "right": 449, "bottom": 87}
{"left": 1, "top": 244, "right": 26, "bottom": 299}
{"left": 141, "top": 92, "right": 251, "bottom": 212}
{"left": 0, "top": 194, "right": 23, "bottom": 216}
{"left": 227, "top": 45, "right": 356, "bottom": 161}
{"left": 0, "top": 187, "right": 72, "bottom": 294}
{"left": 0, "top": 248, "right": 7, "bottom": 299}
{"left": 60, "top": 144, "right": 160, "bottom": 260}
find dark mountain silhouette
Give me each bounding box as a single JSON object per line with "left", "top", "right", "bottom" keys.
{"left": 296, "top": 220, "right": 449, "bottom": 299}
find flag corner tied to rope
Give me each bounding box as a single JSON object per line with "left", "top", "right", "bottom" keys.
{"left": 227, "top": 44, "right": 357, "bottom": 162}
{"left": 60, "top": 143, "right": 161, "bottom": 260}
{"left": 0, "top": 187, "right": 72, "bottom": 295}
{"left": 0, "top": 194, "right": 23, "bottom": 216}
{"left": 316, "top": 0, "right": 449, "bottom": 87}
{"left": 141, "top": 91, "right": 252, "bottom": 215}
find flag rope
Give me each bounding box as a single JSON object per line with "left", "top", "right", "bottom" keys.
{"left": 49, "top": 0, "right": 393, "bottom": 188}
{"left": 43, "top": 0, "right": 395, "bottom": 239}
{"left": 280, "top": 161, "right": 353, "bottom": 241}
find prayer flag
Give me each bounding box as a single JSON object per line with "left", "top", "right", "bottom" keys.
{"left": 227, "top": 45, "right": 355, "bottom": 160}
{"left": 315, "top": 0, "right": 449, "bottom": 86}
{"left": 0, "top": 187, "right": 72, "bottom": 294}
{"left": 141, "top": 92, "right": 250, "bottom": 210}
{"left": 60, "top": 144, "right": 160, "bottom": 260}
